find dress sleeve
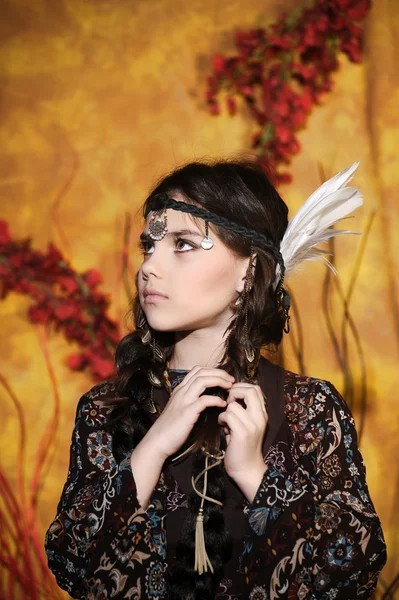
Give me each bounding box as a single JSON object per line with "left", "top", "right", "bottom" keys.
{"left": 242, "top": 377, "right": 387, "bottom": 598}
{"left": 303, "top": 379, "right": 387, "bottom": 598}
{"left": 242, "top": 426, "right": 309, "bottom": 536}
{"left": 44, "top": 388, "right": 165, "bottom": 599}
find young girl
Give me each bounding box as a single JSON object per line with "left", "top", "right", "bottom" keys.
{"left": 45, "top": 158, "right": 387, "bottom": 600}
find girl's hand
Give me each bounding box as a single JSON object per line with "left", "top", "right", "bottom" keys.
{"left": 145, "top": 366, "right": 235, "bottom": 461}
{"left": 217, "top": 382, "right": 268, "bottom": 480}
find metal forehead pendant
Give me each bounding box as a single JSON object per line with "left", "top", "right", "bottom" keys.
{"left": 200, "top": 220, "right": 214, "bottom": 249}
{"left": 201, "top": 236, "right": 214, "bottom": 250}
{"left": 148, "top": 209, "right": 167, "bottom": 240}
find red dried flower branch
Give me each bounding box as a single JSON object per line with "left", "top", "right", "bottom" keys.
{"left": 206, "top": 0, "right": 371, "bottom": 184}
{"left": 0, "top": 220, "right": 120, "bottom": 381}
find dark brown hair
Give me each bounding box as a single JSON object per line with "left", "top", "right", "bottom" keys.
{"left": 103, "top": 157, "right": 288, "bottom": 599}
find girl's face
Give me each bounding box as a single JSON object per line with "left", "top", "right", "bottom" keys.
{"left": 137, "top": 195, "right": 249, "bottom": 333}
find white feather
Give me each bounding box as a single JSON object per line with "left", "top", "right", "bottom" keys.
{"left": 277, "top": 161, "right": 363, "bottom": 284}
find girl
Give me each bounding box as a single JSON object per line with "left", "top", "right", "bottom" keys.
{"left": 45, "top": 158, "right": 387, "bottom": 599}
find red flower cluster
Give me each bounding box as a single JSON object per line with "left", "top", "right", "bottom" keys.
{"left": 206, "top": 0, "right": 371, "bottom": 184}
{"left": 0, "top": 220, "right": 120, "bottom": 380}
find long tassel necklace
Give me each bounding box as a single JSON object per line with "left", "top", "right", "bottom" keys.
{"left": 147, "top": 364, "right": 225, "bottom": 575}
{"left": 191, "top": 447, "right": 225, "bottom": 574}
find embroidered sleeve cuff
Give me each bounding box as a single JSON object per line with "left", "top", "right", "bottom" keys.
{"left": 99, "top": 449, "right": 159, "bottom": 532}
{"left": 242, "top": 467, "right": 307, "bottom": 536}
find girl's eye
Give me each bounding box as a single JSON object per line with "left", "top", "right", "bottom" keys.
{"left": 138, "top": 238, "right": 195, "bottom": 255}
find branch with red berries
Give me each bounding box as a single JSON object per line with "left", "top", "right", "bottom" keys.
{"left": 0, "top": 220, "right": 120, "bottom": 380}
{"left": 206, "top": 0, "right": 371, "bottom": 184}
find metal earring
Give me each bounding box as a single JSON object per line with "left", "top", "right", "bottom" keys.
{"left": 243, "top": 245, "right": 255, "bottom": 367}
{"left": 201, "top": 220, "right": 214, "bottom": 250}
{"left": 224, "top": 244, "right": 255, "bottom": 363}
{"left": 276, "top": 272, "right": 291, "bottom": 334}
{"left": 281, "top": 288, "right": 291, "bottom": 334}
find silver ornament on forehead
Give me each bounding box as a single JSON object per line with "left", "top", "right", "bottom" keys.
{"left": 200, "top": 219, "right": 214, "bottom": 249}
{"left": 148, "top": 209, "right": 168, "bottom": 240}
{"left": 200, "top": 237, "right": 214, "bottom": 250}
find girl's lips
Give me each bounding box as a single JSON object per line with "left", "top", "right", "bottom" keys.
{"left": 144, "top": 294, "right": 168, "bottom": 303}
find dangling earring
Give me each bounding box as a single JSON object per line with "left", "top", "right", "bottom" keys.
{"left": 243, "top": 244, "right": 256, "bottom": 372}
{"left": 201, "top": 220, "right": 214, "bottom": 250}
{"left": 276, "top": 274, "right": 291, "bottom": 334}
{"left": 224, "top": 244, "right": 256, "bottom": 372}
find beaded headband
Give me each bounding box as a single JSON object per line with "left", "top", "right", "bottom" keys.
{"left": 144, "top": 193, "right": 285, "bottom": 272}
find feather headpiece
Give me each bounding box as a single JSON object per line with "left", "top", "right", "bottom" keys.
{"left": 276, "top": 161, "right": 363, "bottom": 286}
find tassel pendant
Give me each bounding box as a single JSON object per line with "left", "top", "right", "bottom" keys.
{"left": 194, "top": 508, "right": 214, "bottom": 574}
{"left": 191, "top": 449, "right": 225, "bottom": 575}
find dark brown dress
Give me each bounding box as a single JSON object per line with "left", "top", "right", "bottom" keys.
{"left": 155, "top": 361, "right": 286, "bottom": 597}
{"left": 44, "top": 356, "right": 387, "bottom": 599}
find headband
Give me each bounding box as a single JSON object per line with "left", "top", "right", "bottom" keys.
{"left": 144, "top": 195, "right": 285, "bottom": 273}
{"left": 144, "top": 161, "right": 363, "bottom": 332}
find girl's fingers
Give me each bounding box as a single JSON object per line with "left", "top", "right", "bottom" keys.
{"left": 177, "top": 364, "right": 201, "bottom": 386}
{"left": 177, "top": 369, "right": 233, "bottom": 396}
{"left": 226, "top": 384, "right": 267, "bottom": 422}
{"left": 218, "top": 410, "right": 244, "bottom": 437}
{"left": 182, "top": 376, "right": 233, "bottom": 406}
{"left": 223, "top": 401, "right": 249, "bottom": 427}
{"left": 180, "top": 366, "right": 233, "bottom": 387}
{"left": 225, "top": 398, "right": 251, "bottom": 420}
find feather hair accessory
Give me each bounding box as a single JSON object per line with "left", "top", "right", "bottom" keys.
{"left": 276, "top": 161, "right": 363, "bottom": 287}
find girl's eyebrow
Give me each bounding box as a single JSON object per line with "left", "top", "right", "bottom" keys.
{"left": 139, "top": 229, "right": 202, "bottom": 241}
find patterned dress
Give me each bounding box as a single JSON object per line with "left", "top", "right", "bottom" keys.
{"left": 44, "top": 357, "right": 387, "bottom": 599}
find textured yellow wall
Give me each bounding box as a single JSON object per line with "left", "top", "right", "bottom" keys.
{"left": 0, "top": 0, "right": 398, "bottom": 596}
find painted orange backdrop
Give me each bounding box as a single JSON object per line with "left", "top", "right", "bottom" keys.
{"left": 0, "top": 0, "right": 398, "bottom": 597}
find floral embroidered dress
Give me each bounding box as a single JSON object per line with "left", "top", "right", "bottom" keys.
{"left": 162, "top": 362, "right": 287, "bottom": 599}
{"left": 44, "top": 357, "right": 387, "bottom": 599}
